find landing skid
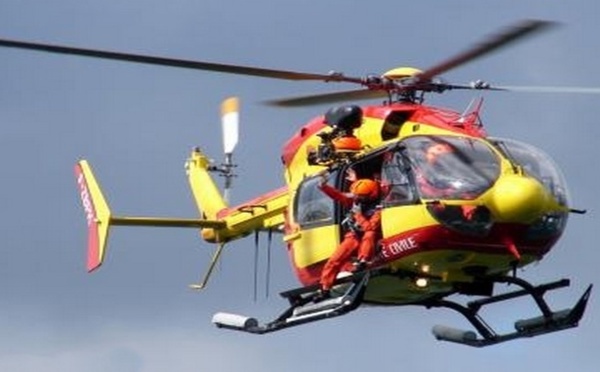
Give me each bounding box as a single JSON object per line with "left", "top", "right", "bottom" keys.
{"left": 212, "top": 271, "right": 592, "bottom": 344}
{"left": 423, "top": 276, "right": 593, "bottom": 347}
{"left": 212, "top": 272, "right": 370, "bottom": 334}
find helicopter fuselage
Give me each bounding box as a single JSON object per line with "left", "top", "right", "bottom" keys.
{"left": 281, "top": 101, "right": 569, "bottom": 304}
{"left": 35, "top": 18, "right": 588, "bottom": 343}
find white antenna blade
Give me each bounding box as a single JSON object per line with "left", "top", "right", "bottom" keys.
{"left": 221, "top": 97, "right": 239, "bottom": 155}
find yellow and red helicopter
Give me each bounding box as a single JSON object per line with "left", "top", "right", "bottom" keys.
{"left": 1, "top": 19, "right": 594, "bottom": 347}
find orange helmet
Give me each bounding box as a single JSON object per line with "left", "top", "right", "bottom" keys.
{"left": 426, "top": 143, "right": 453, "bottom": 164}
{"left": 332, "top": 135, "right": 362, "bottom": 151}
{"left": 350, "top": 179, "right": 379, "bottom": 200}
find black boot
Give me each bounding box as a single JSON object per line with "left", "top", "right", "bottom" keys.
{"left": 353, "top": 259, "right": 368, "bottom": 272}
{"left": 313, "top": 288, "right": 330, "bottom": 302}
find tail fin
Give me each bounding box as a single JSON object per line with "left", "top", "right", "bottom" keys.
{"left": 186, "top": 149, "right": 228, "bottom": 220}
{"left": 74, "top": 160, "right": 112, "bottom": 272}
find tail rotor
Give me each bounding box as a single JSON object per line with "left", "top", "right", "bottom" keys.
{"left": 208, "top": 97, "right": 239, "bottom": 203}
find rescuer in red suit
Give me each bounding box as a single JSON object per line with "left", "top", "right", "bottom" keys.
{"left": 317, "top": 170, "right": 382, "bottom": 297}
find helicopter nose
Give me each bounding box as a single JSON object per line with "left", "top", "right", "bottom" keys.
{"left": 488, "top": 174, "right": 548, "bottom": 223}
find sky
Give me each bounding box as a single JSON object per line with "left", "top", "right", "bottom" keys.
{"left": 0, "top": 1, "right": 598, "bottom": 371}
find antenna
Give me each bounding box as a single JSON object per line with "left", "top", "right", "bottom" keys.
{"left": 208, "top": 97, "right": 239, "bottom": 202}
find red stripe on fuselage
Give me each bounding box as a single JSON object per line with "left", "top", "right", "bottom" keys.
{"left": 216, "top": 186, "right": 287, "bottom": 219}
{"left": 376, "top": 223, "right": 557, "bottom": 262}
{"left": 290, "top": 223, "right": 559, "bottom": 286}
{"left": 281, "top": 116, "right": 326, "bottom": 167}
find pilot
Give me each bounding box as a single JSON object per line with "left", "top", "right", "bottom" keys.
{"left": 317, "top": 170, "right": 382, "bottom": 298}
{"left": 416, "top": 142, "right": 481, "bottom": 220}
{"left": 414, "top": 142, "right": 458, "bottom": 198}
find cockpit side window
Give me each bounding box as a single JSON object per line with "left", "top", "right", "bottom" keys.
{"left": 294, "top": 170, "right": 338, "bottom": 228}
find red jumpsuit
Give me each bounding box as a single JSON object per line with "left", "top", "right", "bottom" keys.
{"left": 318, "top": 183, "right": 382, "bottom": 291}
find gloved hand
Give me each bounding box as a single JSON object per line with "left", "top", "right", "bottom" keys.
{"left": 342, "top": 215, "right": 363, "bottom": 235}
{"left": 351, "top": 203, "right": 362, "bottom": 214}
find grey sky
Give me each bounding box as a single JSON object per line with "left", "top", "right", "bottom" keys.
{"left": 0, "top": 1, "right": 598, "bottom": 371}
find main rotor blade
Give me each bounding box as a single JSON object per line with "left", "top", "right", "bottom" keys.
{"left": 264, "top": 88, "right": 388, "bottom": 107}
{"left": 0, "top": 38, "right": 362, "bottom": 83}
{"left": 493, "top": 85, "right": 600, "bottom": 94}
{"left": 417, "top": 19, "right": 556, "bottom": 81}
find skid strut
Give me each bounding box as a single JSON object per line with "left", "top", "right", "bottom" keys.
{"left": 424, "top": 276, "right": 592, "bottom": 347}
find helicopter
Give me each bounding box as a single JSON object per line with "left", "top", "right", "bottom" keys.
{"left": 1, "top": 19, "right": 594, "bottom": 347}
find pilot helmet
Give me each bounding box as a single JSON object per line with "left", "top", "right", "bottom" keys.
{"left": 426, "top": 143, "right": 453, "bottom": 164}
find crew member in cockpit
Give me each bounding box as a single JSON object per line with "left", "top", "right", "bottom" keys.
{"left": 414, "top": 142, "right": 459, "bottom": 198}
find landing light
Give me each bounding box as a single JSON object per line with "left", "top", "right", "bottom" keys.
{"left": 416, "top": 278, "right": 429, "bottom": 288}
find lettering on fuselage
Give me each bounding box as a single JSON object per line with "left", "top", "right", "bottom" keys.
{"left": 379, "top": 236, "right": 418, "bottom": 260}
{"left": 76, "top": 172, "right": 95, "bottom": 228}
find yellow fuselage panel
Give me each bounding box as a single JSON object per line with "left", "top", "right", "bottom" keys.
{"left": 284, "top": 134, "right": 328, "bottom": 188}
{"left": 290, "top": 204, "right": 437, "bottom": 270}
{"left": 291, "top": 224, "right": 340, "bottom": 268}
{"left": 381, "top": 204, "right": 438, "bottom": 238}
